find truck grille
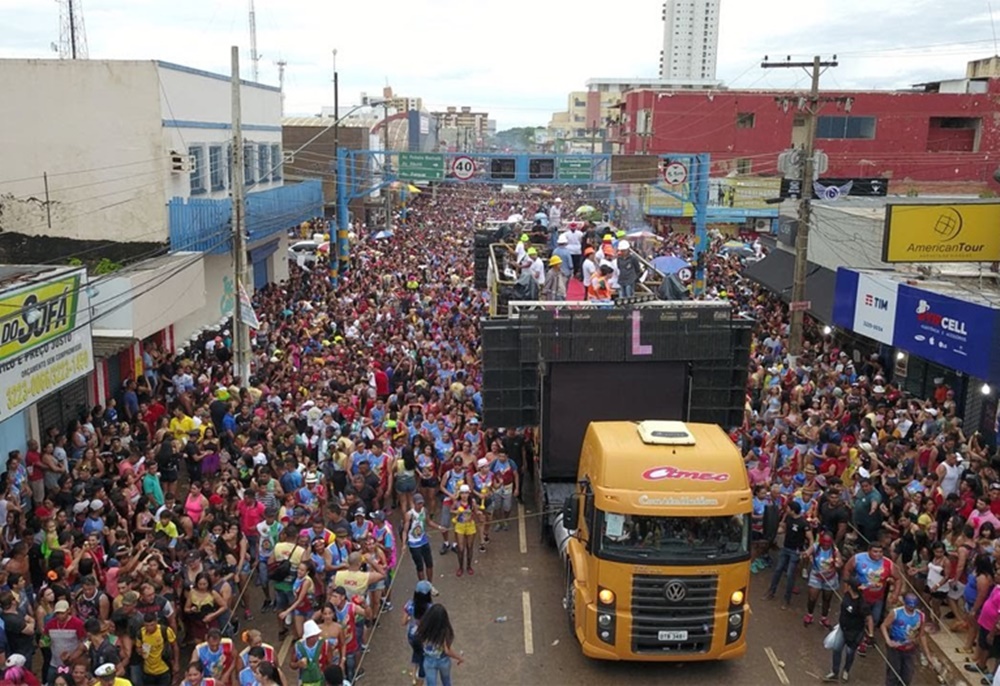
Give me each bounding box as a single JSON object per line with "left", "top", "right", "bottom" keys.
{"left": 630, "top": 574, "right": 718, "bottom": 654}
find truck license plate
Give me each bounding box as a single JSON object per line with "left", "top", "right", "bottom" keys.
{"left": 658, "top": 630, "right": 688, "bottom": 641}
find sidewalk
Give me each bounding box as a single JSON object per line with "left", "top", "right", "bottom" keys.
{"left": 927, "top": 624, "right": 980, "bottom": 686}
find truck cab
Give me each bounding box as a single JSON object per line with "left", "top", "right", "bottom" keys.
{"left": 557, "top": 420, "right": 751, "bottom": 661}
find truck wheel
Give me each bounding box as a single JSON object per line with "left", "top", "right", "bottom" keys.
{"left": 564, "top": 565, "right": 577, "bottom": 637}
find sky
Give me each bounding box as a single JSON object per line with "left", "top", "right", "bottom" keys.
{"left": 1, "top": 0, "right": 998, "bottom": 129}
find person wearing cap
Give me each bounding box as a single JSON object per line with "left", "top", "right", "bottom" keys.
{"left": 514, "top": 233, "right": 529, "bottom": 264}
{"left": 881, "top": 594, "right": 929, "bottom": 685}
{"left": 615, "top": 239, "right": 642, "bottom": 298}
{"left": 43, "top": 599, "right": 86, "bottom": 682}
{"left": 587, "top": 263, "right": 615, "bottom": 300}
{"left": 93, "top": 662, "right": 131, "bottom": 686}
{"left": 552, "top": 233, "right": 573, "bottom": 276}
{"left": 541, "top": 255, "right": 567, "bottom": 301}
{"left": 438, "top": 455, "right": 467, "bottom": 556}
{"left": 471, "top": 457, "right": 496, "bottom": 553}
{"left": 292, "top": 619, "right": 335, "bottom": 686}
{"left": 526, "top": 246, "right": 545, "bottom": 288}
{"left": 581, "top": 245, "right": 598, "bottom": 291}
{"left": 452, "top": 484, "right": 478, "bottom": 577}
{"left": 403, "top": 580, "right": 435, "bottom": 685}
{"left": 802, "top": 531, "right": 842, "bottom": 629}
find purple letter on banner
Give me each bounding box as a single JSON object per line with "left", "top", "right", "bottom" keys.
{"left": 631, "top": 310, "right": 652, "bottom": 356}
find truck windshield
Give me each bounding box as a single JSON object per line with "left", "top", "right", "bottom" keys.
{"left": 596, "top": 510, "right": 749, "bottom": 564}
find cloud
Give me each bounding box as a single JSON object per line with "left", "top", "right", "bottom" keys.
{"left": 0, "top": 0, "right": 997, "bottom": 128}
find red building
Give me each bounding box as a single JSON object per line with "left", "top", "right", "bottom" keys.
{"left": 615, "top": 77, "right": 1000, "bottom": 184}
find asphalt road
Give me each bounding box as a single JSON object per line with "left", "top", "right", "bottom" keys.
{"left": 242, "top": 491, "right": 939, "bottom": 686}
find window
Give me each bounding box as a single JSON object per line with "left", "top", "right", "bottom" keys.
{"left": 736, "top": 112, "right": 755, "bottom": 129}
{"left": 257, "top": 143, "right": 270, "bottom": 182}
{"left": 736, "top": 158, "right": 752, "bottom": 174}
{"left": 244, "top": 144, "right": 255, "bottom": 185}
{"left": 573, "top": 98, "right": 586, "bottom": 108}
{"left": 817, "top": 115, "right": 877, "bottom": 139}
{"left": 209, "top": 145, "right": 225, "bottom": 191}
{"left": 271, "top": 144, "right": 282, "bottom": 180}
{"left": 188, "top": 145, "right": 206, "bottom": 195}
{"left": 792, "top": 115, "right": 806, "bottom": 127}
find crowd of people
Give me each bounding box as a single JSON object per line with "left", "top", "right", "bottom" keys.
{"left": 0, "top": 180, "right": 994, "bottom": 686}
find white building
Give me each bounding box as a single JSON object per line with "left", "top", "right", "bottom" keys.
{"left": 0, "top": 59, "right": 322, "bottom": 435}
{"left": 660, "top": 0, "right": 721, "bottom": 82}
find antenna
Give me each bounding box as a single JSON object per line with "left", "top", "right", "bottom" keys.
{"left": 275, "top": 59, "right": 287, "bottom": 116}
{"left": 57, "top": 0, "right": 88, "bottom": 60}
{"left": 248, "top": 0, "right": 260, "bottom": 82}
{"left": 990, "top": 1, "right": 1000, "bottom": 56}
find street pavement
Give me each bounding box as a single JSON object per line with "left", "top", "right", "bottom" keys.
{"left": 244, "top": 486, "right": 939, "bottom": 685}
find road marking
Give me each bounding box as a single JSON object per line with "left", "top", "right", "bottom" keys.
{"left": 518, "top": 503, "right": 527, "bottom": 554}
{"left": 277, "top": 632, "right": 294, "bottom": 666}
{"left": 764, "top": 646, "right": 790, "bottom": 685}
{"left": 522, "top": 590, "right": 535, "bottom": 655}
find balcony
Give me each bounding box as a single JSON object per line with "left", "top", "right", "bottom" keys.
{"left": 168, "top": 180, "right": 323, "bottom": 254}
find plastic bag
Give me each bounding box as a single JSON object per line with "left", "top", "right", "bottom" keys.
{"left": 823, "top": 624, "right": 845, "bottom": 651}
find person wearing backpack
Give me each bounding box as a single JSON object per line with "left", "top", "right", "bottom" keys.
{"left": 292, "top": 620, "right": 333, "bottom": 686}
{"left": 137, "top": 612, "right": 179, "bottom": 685}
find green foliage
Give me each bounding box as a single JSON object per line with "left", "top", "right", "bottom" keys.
{"left": 67, "top": 257, "right": 83, "bottom": 266}
{"left": 979, "top": 189, "right": 998, "bottom": 199}
{"left": 93, "top": 257, "right": 123, "bottom": 275}
{"left": 904, "top": 187, "right": 920, "bottom": 197}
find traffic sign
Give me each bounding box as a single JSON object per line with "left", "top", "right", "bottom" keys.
{"left": 398, "top": 152, "right": 444, "bottom": 182}
{"left": 452, "top": 156, "right": 476, "bottom": 181}
{"left": 662, "top": 160, "right": 688, "bottom": 185}
{"left": 557, "top": 157, "right": 593, "bottom": 181}
{"left": 789, "top": 300, "right": 812, "bottom": 312}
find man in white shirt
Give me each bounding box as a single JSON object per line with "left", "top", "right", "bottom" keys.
{"left": 527, "top": 248, "right": 545, "bottom": 287}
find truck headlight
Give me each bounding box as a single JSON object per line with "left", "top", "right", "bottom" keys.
{"left": 729, "top": 612, "right": 743, "bottom": 627}
{"left": 730, "top": 590, "right": 745, "bottom": 605}
{"left": 598, "top": 613, "right": 612, "bottom": 628}
{"left": 598, "top": 589, "right": 615, "bottom": 605}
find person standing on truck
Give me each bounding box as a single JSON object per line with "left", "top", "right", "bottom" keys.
{"left": 765, "top": 500, "right": 812, "bottom": 609}
{"left": 615, "top": 240, "right": 642, "bottom": 298}
{"left": 581, "top": 247, "right": 598, "bottom": 296}
{"left": 587, "top": 264, "right": 615, "bottom": 300}
{"left": 542, "top": 256, "right": 567, "bottom": 301}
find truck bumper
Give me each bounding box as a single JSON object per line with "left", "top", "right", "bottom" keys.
{"left": 579, "top": 636, "right": 747, "bottom": 662}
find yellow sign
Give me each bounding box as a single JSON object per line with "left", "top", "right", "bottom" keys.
{"left": 882, "top": 203, "right": 1000, "bottom": 263}
{"left": 0, "top": 273, "right": 83, "bottom": 363}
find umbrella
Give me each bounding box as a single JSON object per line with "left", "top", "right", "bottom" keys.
{"left": 652, "top": 255, "right": 690, "bottom": 275}
{"left": 721, "top": 244, "right": 754, "bottom": 258}
{"left": 575, "top": 205, "right": 596, "bottom": 216}
{"left": 723, "top": 239, "right": 747, "bottom": 249}
{"left": 407, "top": 184, "right": 422, "bottom": 193}
{"left": 372, "top": 229, "right": 394, "bottom": 239}
{"left": 507, "top": 214, "right": 524, "bottom": 222}
{"left": 317, "top": 242, "right": 331, "bottom": 253}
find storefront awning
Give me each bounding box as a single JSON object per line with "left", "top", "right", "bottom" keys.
{"left": 744, "top": 250, "right": 836, "bottom": 323}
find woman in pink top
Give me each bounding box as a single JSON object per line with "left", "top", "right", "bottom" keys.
{"left": 969, "top": 569, "right": 1000, "bottom": 676}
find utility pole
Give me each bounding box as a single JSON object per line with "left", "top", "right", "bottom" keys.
{"left": 332, "top": 50, "right": 340, "bottom": 227}
{"left": 762, "top": 54, "right": 839, "bottom": 358}
{"left": 230, "top": 46, "right": 251, "bottom": 386}
{"left": 276, "top": 60, "right": 287, "bottom": 116}
{"left": 383, "top": 100, "right": 392, "bottom": 233}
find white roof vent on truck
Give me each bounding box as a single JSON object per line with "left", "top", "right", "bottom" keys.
{"left": 636, "top": 420, "right": 696, "bottom": 446}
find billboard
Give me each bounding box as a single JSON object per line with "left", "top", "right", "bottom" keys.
{"left": 882, "top": 202, "right": 1000, "bottom": 263}
{"left": 833, "top": 268, "right": 1000, "bottom": 381}
{"left": 0, "top": 270, "right": 93, "bottom": 421}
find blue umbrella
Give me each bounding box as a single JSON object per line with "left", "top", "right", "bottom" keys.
{"left": 372, "top": 229, "right": 394, "bottom": 239}
{"left": 652, "top": 255, "right": 689, "bottom": 274}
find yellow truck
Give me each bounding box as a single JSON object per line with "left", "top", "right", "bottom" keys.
{"left": 556, "top": 420, "right": 751, "bottom": 661}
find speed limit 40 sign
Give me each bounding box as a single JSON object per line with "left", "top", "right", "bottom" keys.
{"left": 452, "top": 156, "right": 475, "bottom": 181}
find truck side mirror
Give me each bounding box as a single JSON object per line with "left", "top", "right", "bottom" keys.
{"left": 563, "top": 494, "right": 581, "bottom": 530}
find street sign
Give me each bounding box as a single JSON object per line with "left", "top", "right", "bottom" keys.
{"left": 789, "top": 300, "right": 812, "bottom": 312}
{"left": 397, "top": 152, "right": 445, "bottom": 181}
{"left": 780, "top": 177, "right": 890, "bottom": 200}
{"left": 662, "top": 160, "right": 688, "bottom": 185}
{"left": 452, "top": 155, "right": 476, "bottom": 181}
{"left": 557, "top": 157, "right": 593, "bottom": 181}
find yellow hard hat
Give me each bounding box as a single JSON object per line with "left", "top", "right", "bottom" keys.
{"left": 616, "top": 230, "right": 626, "bottom": 238}
{"left": 520, "top": 233, "right": 529, "bottom": 242}
{"left": 602, "top": 234, "right": 613, "bottom": 241}
{"left": 527, "top": 247, "right": 538, "bottom": 256}
{"left": 549, "top": 255, "right": 562, "bottom": 266}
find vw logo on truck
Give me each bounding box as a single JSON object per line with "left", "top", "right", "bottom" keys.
{"left": 664, "top": 580, "right": 688, "bottom": 603}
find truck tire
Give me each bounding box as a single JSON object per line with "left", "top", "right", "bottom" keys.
{"left": 564, "top": 563, "right": 577, "bottom": 638}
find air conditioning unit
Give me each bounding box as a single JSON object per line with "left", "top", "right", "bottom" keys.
{"left": 170, "top": 151, "right": 190, "bottom": 174}
{"left": 754, "top": 218, "right": 771, "bottom": 232}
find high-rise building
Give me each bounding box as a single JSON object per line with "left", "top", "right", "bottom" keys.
{"left": 659, "top": 0, "right": 720, "bottom": 81}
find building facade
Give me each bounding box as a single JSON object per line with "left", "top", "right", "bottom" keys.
{"left": 617, "top": 73, "right": 1000, "bottom": 183}
{"left": 0, "top": 59, "right": 322, "bottom": 442}
{"left": 660, "top": 0, "right": 721, "bottom": 82}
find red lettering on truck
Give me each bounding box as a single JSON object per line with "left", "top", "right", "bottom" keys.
{"left": 641, "top": 466, "right": 730, "bottom": 482}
